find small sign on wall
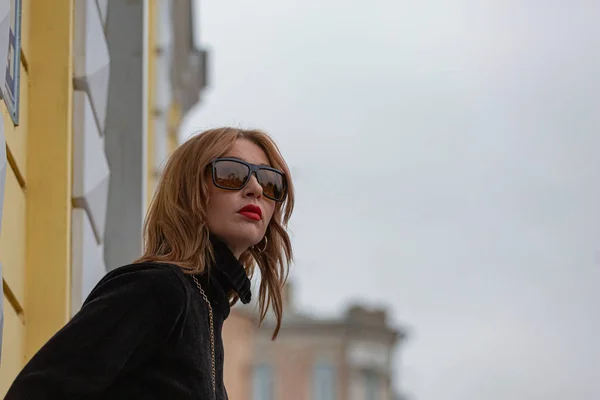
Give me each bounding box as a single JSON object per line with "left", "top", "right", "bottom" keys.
{"left": 2, "top": 0, "right": 20, "bottom": 125}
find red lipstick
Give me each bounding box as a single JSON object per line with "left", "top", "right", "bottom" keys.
{"left": 238, "top": 204, "right": 262, "bottom": 221}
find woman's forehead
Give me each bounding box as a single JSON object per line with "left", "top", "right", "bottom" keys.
{"left": 224, "top": 139, "right": 271, "bottom": 166}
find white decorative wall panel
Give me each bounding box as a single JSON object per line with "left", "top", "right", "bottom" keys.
{"left": 156, "top": 0, "right": 172, "bottom": 48}
{"left": 153, "top": 0, "right": 174, "bottom": 178}
{"left": 73, "top": 90, "right": 110, "bottom": 243}
{"left": 155, "top": 51, "right": 172, "bottom": 112}
{"left": 72, "top": 0, "right": 112, "bottom": 312}
{"left": 155, "top": 0, "right": 172, "bottom": 113}
{"left": 154, "top": 117, "right": 169, "bottom": 173}
{"left": 154, "top": 53, "right": 171, "bottom": 176}
{"left": 74, "top": 0, "right": 110, "bottom": 134}
{"left": 96, "top": 0, "right": 108, "bottom": 26}
{"left": 71, "top": 209, "right": 107, "bottom": 315}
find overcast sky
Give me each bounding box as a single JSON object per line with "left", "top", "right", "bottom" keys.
{"left": 182, "top": 1, "right": 600, "bottom": 399}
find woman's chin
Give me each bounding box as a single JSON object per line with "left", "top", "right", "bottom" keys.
{"left": 220, "top": 233, "right": 263, "bottom": 254}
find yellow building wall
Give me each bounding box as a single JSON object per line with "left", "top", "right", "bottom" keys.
{"left": 0, "top": 4, "right": 31, "bottom": 395}
{"left": 25, "top": 0, "right": 74, "bottom": 358}
{"left": 0, "top": 0, "right": 181, "bottom": 392}
{"left": 0, "top": 0, "right": 74, "bottom": 396}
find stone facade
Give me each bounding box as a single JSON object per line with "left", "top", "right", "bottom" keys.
{"left": 223, "top": 283, "right": 406, "bottom": 400}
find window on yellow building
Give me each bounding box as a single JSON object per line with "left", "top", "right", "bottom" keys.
{"left": 365, "top": 371, "right": 379, "bottom": 400}
{"left": 252, "top": 363, "right": 273, "bottom": 400}
{"left": 312, "top": 360, "right": 336, "bottom": 400}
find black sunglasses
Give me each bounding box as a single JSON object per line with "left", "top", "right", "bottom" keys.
{"left": 211, "top": 157, "right": 287, "bottom": 202}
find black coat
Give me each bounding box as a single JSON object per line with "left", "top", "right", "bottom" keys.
{"left": 5, "top": 238, "right": 252, "bottom": 400}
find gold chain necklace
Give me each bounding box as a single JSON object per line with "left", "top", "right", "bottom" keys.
{"left": 191, "top": 275, "right": 216, "bottom": 396}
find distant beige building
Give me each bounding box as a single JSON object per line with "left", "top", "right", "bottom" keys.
{"left": 223, "top": 283, "right": 405, "bottom": 400}
{"left": 223, "top": 309, "right": 255, "bottom": 400}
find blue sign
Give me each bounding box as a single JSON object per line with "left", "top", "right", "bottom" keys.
{"left": 3, "top": 0, "right": 20, "bottom": 125}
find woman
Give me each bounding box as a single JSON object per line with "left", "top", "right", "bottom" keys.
{"left": 6, "top": 127, "right": 294, "bottom": 399}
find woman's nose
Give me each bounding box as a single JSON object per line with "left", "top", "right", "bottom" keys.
{"left": 243, "top": 173, "right": 263, "bottom": 198}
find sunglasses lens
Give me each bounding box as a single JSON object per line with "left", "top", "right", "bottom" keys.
{"left": 257, "top": 169, "right": 286, "bottom": 201}
{"left": 213, "top": 160, "right": 250, "bottom": 189}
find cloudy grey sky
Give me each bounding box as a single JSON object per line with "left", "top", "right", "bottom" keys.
{"left": 182, "top": 1, "right": 600, "bottom": 399}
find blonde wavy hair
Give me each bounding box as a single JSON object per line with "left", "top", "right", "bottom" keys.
{"left": 136, "top": 127, "right": 294, "bottom": 339}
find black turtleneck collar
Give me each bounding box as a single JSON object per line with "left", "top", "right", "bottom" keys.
{"left": 193, "top": 235, "right": 252, "bottom": 318}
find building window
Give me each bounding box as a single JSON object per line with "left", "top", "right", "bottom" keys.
{"left": 313, "top": 360, "right": 336, "bottom": 400}
{"left": 252, "top": 364, "right": 273, "bottom": 400}
{"left": 365, "top": 371, "right": 379, "bottom": 400}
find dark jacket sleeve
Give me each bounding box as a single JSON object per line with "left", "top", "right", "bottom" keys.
{"left": 5, "top": 263, "right": 188, "bottom": 399}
